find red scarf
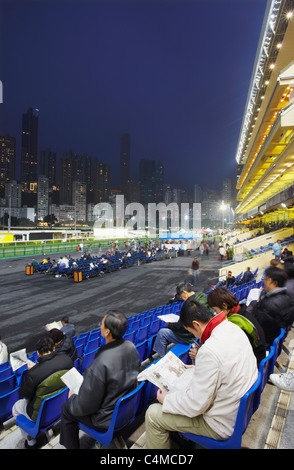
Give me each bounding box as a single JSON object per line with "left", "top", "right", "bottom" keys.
{"left": 200, "top": 311, "right": 226, "bottom": 343}
{"left": 230, "top": 305, "right": 240, "bottom": 314}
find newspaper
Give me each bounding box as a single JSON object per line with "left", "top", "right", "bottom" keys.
{"left": 9, "top": 349, "right": 35, "bottom": 371}
{"left": 61, "top": 367, "right": 84, "bottom": 394}
{"left": 137, "top": 351, "right": 194, "bottom": 392}
{"left": 157, "top": 314, "right": 180, "bottom": 323}
{"left": 45, "top": 321, "right": 63, "bottom": 331}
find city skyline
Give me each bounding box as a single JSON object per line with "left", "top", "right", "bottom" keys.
{"left": 0, "top": 0, "right": 268, "bottom": 192}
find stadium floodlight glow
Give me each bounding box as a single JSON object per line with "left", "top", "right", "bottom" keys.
{"left": 286, "top": 11, "right": 293, "bottom": 19}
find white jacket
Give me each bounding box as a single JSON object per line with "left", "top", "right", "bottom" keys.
{"left": 162, "top": 319, "right": 258, "bottom": 439}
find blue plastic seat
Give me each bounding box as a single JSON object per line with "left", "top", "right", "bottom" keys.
{"left": 16, "top": 387, "right": 69, "bottom": 439}
{"left": 136, "top": 325, "right": 149, "bottom": 344}
{"left": 255, "top": 346, "right": 275, "bottom": 409}
{"left": 0, "top": 387, "right": 20, "bottom": 423}
{"left": 269, "top": 328, "right": 285, "bottom": 375}
{"left": 170, "top": 343, "right": 192, "bottom": 364}
{"left": 149, "top": 319, "right": 161, "bottom": 336}
{"left": 0, "top": 361, "right": 10, "bottom": 372}
{"left": 0, "top": 375, "right": 17, "bottom": 396}
{"left": 180, "top": 373, "right": 262, "bottom": 449}
{"left": 123, "top": 331, "right": 137, "bottom": 343}
{"left": 81, "top": 348, "right": 99, "bottom": 373}
{"left": 84, "top": 338, "right": 100, "bottom": 354}
{"left": 78, "top": 381, "right": 146, "bottom": 448}
{"left": 0, "top": 366, "right": 13, "bottom": 381}
{"left": 136, "top": 340, "right": 148, "bottom": 362}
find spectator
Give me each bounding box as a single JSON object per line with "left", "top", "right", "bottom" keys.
{"left": 59, "top": 311, "right": 141, "bottom": 449}
{"left": 0, "top": 335, "right": 8, "bottom": 364}
{"left": 214, "top": 271, "right": 235, "bottom": 289}
{"left": 191, "top": 257, "right": 200, "bottom": 282}
{"left": 207, "top": 287, "right": 266, "bottom": 365}
{"left": 272, "top": 240, "right": 282, "bottom": 260}
{"left": 219, "top": 245, "right": 225, "bottom": 261}
{"left": 153, "top": 283, "right": 213, "bottom": 357}
{"left": 12, "top": 336, "right": 73, "bottom": 448}
{"left": 249, "top": 267, "right": 294, "bottom": 346}
{"left": 60, "top": 316, "right": 76, "bottom": 339}
{"left": 281, "top": 248, "right": 294, "bottom": 263}
{"left": 284, "top": 262, "right": 294, "bottom": 300}
{"left": 241, "top": 267, "right": 254, "bottom": 284}
{"left": 145, "top": 299, "right": 258, "bottom": 449}
{"left": 47, "top": 328, "right": 77, "bottom": 362}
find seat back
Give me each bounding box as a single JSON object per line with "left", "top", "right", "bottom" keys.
{"left": 0, "top": 366, "right": 13, "bottom": 381}
{"left": 0, "top": 362, "right": 10, "bottom": 372}
{"left": 149, "top": 319, "right": 161, "bottom": 336}
{"left": 111, "top": 381, "right": 146, "bottom": 433}
{"left": 0, "top": 375, "right": 17, "bottom": 396}
{"left": 179, "top": 373, "right": 261, "bottom": 449}
{"left": 38, "top": 387, "right": 69, "bottom": 430}
{"left": 84, "top": 338, "right": 100, "bottom": 354}
{"left": 136, "top": 340, "right": 147, "bottom": 362}
{"left": 82, "top": 348, "right": 99, "bottom": 373}
{"left": 136, "top": 325, "right": 149, "bottom": 344}
{"left": 270, "top": 328, "right": 285, "bottom": 374}
{"left": 0, "top": 387, "right": 20, "bottom": 423}
{"left": 259, "top": 346, "right": 275, "bottom": 393}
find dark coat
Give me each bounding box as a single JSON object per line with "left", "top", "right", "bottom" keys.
{"left": 67, "top": 339, "right": 141, "bottom": 430}
{"left": 55, "top": 335, "right": 78, "bottom": 362}
{"left": 20, "top": 351, "right": 73, "bottom": 419}
{"left": 250, "top": 287, "right": 294, "bottom": 345}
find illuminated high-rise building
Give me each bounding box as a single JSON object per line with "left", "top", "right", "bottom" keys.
{"left": 21, "top": 107, "right": 39, "bottom": 187}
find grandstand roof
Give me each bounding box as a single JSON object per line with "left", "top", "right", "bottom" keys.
{"left": 235, "top": 0, "right": 294, "bottom": 218}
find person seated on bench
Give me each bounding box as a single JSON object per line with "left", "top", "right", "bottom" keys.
{"left": 12, "top": 336, "right": 73, "bottom": 448}
{"left": 59, "top": 311, "right": 141, "bottom": 449}
{"left": 145, "top": 299, "right": 258, "bottom": 449}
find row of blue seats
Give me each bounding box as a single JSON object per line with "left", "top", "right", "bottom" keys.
{"left": 33, "top": 250, "right": 165, "bottom": 279}
{"left": 0, "top": 302, "right": 183, "bottom": 425}
{"left": 249, "top": 235, "right": 294, "bottom": 257}
{"left": 11, "top": 324, "right": 291, "bottom": 449}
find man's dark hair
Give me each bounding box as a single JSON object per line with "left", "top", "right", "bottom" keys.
{"left": 176, "top": 281, "right": 194, "bottom": 295}
{"left": 264, "top": 267, "right": 287, "bottom": 287}
{"left": 284, "top": 262, "right": 294, "bottom": 280}
{"left": 180, "top": 299, "right": 214, "bottom": 328}
{"left": 104, "top": 310, "right": 128, "bottom": 339}
{"left": 207, "top": 287, "right": 238, "bottom": 311}
{"left": 62, "top": 315, "right": 69, "bottom": 324}
{"left": 36, "top": 336, "right": 55, "bottom": 355}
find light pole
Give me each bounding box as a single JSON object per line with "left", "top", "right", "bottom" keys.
{"left": 220, "top": 200, "right": 227, "bottom": 231}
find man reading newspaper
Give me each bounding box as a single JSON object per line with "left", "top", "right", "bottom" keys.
{"left": 145, "top": 298, "right": 258, "bottom": 449}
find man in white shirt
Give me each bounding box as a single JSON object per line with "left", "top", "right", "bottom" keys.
{"left": 145, "top": 299, "right": 258, "bottom": 449}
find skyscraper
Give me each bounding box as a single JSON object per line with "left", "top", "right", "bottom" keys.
{"left": 139, "top": 159, "right": 156, "bottom": 205}
{"left": 93, "top": 161, "right": 111, "bottom": 203}
{"left": 120, "top": 133, "right": 130, "bottom": 195}
{"left": 21, "top": 107, "right": 39, "bottom": 186}
{"left": 0, "top": 134, "right": 16, "bottom": 197}
{"left": 40, "top": 148, "right": 56, "bottom": 188}
{"left": 37, "top": 176, "right": 49, "bottom": 220}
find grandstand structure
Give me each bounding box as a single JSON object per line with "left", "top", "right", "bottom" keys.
{"left": 234, "top": 0, "right": 294, "bottom": 228}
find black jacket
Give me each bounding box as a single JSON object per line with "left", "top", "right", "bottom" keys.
{"left": 250, "top": 287, "right": 294, "bottom": 345}
{"left": 55, "top": 335, "right": 78, "bottom": 362}
{"left": 67, "top": 339, "right": 141, "bottom": 430}
{"left": 20, "top": 351, "right": 73, "bottom": 419}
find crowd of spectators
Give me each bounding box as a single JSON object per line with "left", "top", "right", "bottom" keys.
{"left": 1, "top": 233, "right": 294, "bottom": 450}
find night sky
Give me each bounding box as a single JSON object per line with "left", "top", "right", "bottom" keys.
{"left": 0, "top": 0, "right": 267, "bottom": 193}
